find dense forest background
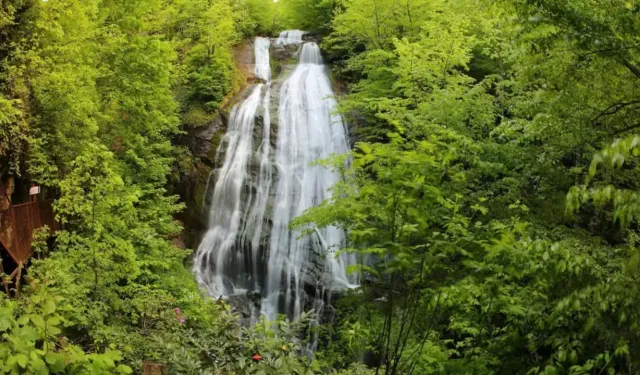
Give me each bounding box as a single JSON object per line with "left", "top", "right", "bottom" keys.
{"left": 1, "top": 0, "right": 640, "bottom": 374}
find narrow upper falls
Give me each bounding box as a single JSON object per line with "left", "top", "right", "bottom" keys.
{"left": 254, "top": 37, "right": 271, "bottom": 82}
{"left": 274, "top": 30, "right": 306, "bottom": 46}
{"left": 193, "top": 31, "right": 357, "bottom": 322}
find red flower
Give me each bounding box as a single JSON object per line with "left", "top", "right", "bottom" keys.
{"left": 252, "top": 354, "right": 263, "bottom": 362}
{"left": 174, "top": 307, "right": 185, "bottom": 325}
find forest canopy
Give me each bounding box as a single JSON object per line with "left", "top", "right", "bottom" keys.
{"left": 1, "top": 0, "right": 640, "bottom": 374}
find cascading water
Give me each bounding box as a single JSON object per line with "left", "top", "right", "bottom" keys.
{"left": 254, "top": 37, "right": 271, "bottom": 82}
{"left": 274, "top": 30, "right": 305, "bottom": 45}
{"left": 194, "top": 32, "right": 357, "bottom": 323}
{"left": 262, "top": 41, "right": 358, "bottom": 321}
{"left": 193, "top": 83, "right": 271, "bottom": 298}
{"left": 194, "top": 37, "right": 273, "bottom": 298}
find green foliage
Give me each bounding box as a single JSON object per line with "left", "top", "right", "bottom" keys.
{"left": 280, "top": 0, "right": 337, "bottom": 35}
{"left": 164, "top": 0, "right": 243, "bottom": 114}
{"left": 0, "top": 97, "right": 26, "bottom": 174}
{"left": 0, "top": 281, "right": 132, "bottom": 374}
{"left": 292, "top": 0, "right": 640, "bottom": 373}
{"left": 241, "top": 0, "right": 290, "bottom": 36}
{"left": 183, "top": 44, "right": 234, "bottom": 112}
{"left": 568, "top": 135, "right": 640, "bottom": 226}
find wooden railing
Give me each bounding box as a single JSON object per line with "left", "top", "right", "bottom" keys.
{"left": 0, "top": 200, "right": 59, "bottom": 264}
{"left": 0, "top": 200, "right": 59, "bottom": 295}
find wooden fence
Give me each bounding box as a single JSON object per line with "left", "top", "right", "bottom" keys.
{"left": 0, "top": 200, "right": 59, "bottom": 265}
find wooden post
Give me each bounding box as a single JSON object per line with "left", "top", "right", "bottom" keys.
{"left": 10, "top": 206, "right": 16, "bottom": 260}
{"left": 14, "top": 262, "right": 22, "bottom": 298}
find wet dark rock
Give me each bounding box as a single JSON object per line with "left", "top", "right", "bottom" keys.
{"left": 192, "top": 113, "right": 227, "bottom": 166}
{"left": 227, "top": 291, "right": 262, "bottom": 325}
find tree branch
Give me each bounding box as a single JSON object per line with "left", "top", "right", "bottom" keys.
{"left": 608, "top": 122, "right": 640, "bottom": 138}
{"left": 622, "top": 60, "right": 640, "bottom": 80}
{"left": 592, "top": 101, "right": 640, "bottom": 124}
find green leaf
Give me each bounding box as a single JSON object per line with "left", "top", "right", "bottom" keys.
{"left": 17, "top": 315, "right": 29, "bottom": 326}
{"left": 16, "top": 353, "right": 28, "bottom": 369}
{"left": 46, "top": 351, "right": 66, "bottom": 373}
{"left": 18, "top": 326, "right": 39, "bottom": 342}
{"left": 30, "top": 315, "right": 45, "bottom": 329}
{"left": 48, "top": 325, "right": 62, "bottom": 336}
{"left": 30, "top": 357, "right": 48, "bottom": 375}
{"left": 0, "top": 312, "right": 12, "bottom": 332}
{"left": 46, "top": 316, "right": 61, "bottom": 326}
{"left": 358, "top": 142, "right": 372, "bottom": 154}
{"left": 44, "top": 300, "right": 56, "bottom": 315}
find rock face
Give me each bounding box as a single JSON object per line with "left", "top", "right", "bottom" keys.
{"left": 174, "top": 40, "right": 256, "bottom": 249}
{"left": 234, "top": 37, "right": 259, "bottom": 85}
{"left": 173, "top": 111, "right": 226, "bottom": 249}
{"left": 227, "top": 291, "right": 262, "bottom": 326}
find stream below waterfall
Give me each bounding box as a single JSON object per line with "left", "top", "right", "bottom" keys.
{"left": 193, "top": 31, "right": 358, "bottom": 323}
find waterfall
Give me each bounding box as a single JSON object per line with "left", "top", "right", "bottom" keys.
{"left": 262, "top": 41, "right": 358, "bottom": 321}
{"left": 275, "top": 30, "right": 305, "bottom": 45}
{"left": 194, "top": 33, "right": 357, "bottom": 323}
{"left": 193, "top": 83, "right": 271, "bottom": 298}
{"left": 254, "top": 37, "right": 271, "bottom": 82}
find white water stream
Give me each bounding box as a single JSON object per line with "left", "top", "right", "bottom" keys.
{"left": 194, "top": 32, "right": 357, "bottom": 322}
